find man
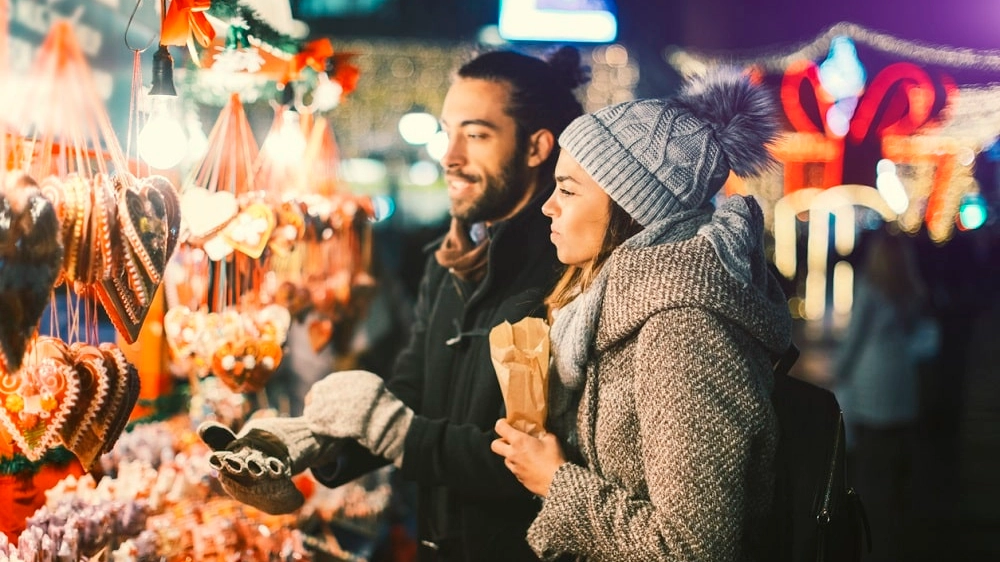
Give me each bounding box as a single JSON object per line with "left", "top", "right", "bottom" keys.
{"left": 200, "top": 47, "right": 589, "bottom": 561}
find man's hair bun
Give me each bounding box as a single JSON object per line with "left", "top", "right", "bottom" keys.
{"left": 546, "top": 46, "right": 591, "bottom": 90}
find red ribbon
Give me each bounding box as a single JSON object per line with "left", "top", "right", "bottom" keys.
{"left": 280, "top": 38, "right": 335, "bottom": 85}
{"left": 781, "top": 59, "right": 834, "bottom": 135}
{"left": 161, "top": 0, "right": 215, "bottom": 48}
{"left": 782, "top": 60, "right": 946, "bottom": 143}
{"left": 329, "top": 52, "right": 360, "bottom": 97}
{"left": 848, "top": 62, "right": 936, "bottom": 142}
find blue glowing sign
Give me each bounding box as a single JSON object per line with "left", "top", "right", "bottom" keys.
{"left": 498, "top": 0, "right": 618, "bottom": 43}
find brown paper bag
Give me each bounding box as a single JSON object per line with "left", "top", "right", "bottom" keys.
{"left": 489, "top": 317, "right": 550, "bottom": 437}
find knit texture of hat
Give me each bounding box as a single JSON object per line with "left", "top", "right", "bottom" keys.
{"left": 558, "top": 70, "right": 778, "bottom": 227}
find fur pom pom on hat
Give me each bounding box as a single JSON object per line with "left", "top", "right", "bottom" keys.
{"left": 558, "top": 69, "right": 778, "bottom": 227}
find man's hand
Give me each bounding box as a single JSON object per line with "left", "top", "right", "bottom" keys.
{"left": 198, "top": 415, "right": 341, "bottom": 514}
{"left": 490, "top": 418, "right": 567, "bottom": 497}
{"left": 304, "top": 370, "right": 413, "bottom": 466}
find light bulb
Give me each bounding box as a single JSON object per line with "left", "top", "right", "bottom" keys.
{"left": 262, "top": 110, "right": 307, "bottom": 165}
{"left": 139, "top": 96, "right": 187, "bottom": 169}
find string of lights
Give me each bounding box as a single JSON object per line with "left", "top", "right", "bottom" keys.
{"left": 665, "top": 21, "right": 1000, "bottom": 78}
{"left": 933, "top": 84, "right": 1000, "bottom": 146}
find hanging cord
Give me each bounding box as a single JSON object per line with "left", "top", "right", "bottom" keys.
{"left": 127, "top": 50, "right": 143, "bottom": 172}
{"left": 124, "top": 0, "right": 156, "bottom": 53}
{"left": 124, "top": 0, "right": 157, "bottom": 176}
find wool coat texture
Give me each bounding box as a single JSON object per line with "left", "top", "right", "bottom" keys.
{"left": 313, "top": 188, "right": 561, "bottom": 562}
{"left": 530, "top": 209, "right": 792, "bottom": 562}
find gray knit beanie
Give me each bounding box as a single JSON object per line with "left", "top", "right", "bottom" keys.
{"left": 558, "top": 70, "right": 778, "bottom": 227}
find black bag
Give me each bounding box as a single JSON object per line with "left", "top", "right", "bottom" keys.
{"left": 770, "top": 345, "right": 871, "bottom": 562}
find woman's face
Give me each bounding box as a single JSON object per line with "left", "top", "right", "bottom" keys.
{"left": 542, "top": 151, "right": 612, "bottom": 267}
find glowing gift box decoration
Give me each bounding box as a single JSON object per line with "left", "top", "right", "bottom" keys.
{"left": 771, "top": 59, "right": 847, "bottom": 194}
{"left": 880, "top": 134, "right": 977, "bottom": 243}
{"left": 769, "top": 130, "right": 845, "bottom": 194}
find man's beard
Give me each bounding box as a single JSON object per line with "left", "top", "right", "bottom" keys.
{"left": 450, "top": 147, "right": 532, "bottom": 225}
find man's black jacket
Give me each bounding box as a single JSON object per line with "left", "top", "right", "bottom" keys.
{"left": 314, "top": 188, "right": 561, "bottom": 562}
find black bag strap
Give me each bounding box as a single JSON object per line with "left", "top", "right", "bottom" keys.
{"left": 773, "top": 344, "right": 800, "bottom": 378}
{"left": 771, "top": 342, "right": 872, "bottom": 562}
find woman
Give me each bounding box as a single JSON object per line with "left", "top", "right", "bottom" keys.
{"left": 833, "top": 228, "right": 937, "bottom": 562}
{"left": 490, "top": 71, "right": 793, "bottom": 561}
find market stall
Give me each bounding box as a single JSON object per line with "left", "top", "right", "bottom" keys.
{"left": 0, "top": 2, "right": 387, "bottom": 559}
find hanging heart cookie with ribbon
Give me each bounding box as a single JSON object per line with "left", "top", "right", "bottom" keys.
{"left": 0, "top": 339, "right": 80, "bottom": 461}
{"left": 269, "top": 200, "right": 305, "bottom": 255}
{"left": 180, "top": 186, "right": 239, "bottom": 242}
{"left": 0, "top": 337, "right": 140, "bottom": 468}
{"left": 96, "top": 342, "right": 141, "bottom": 458}
{"left": 97, "top": 174, "right": 182, "bottom": 343}
{"left": 0, "top": 172, "right": 64, "bottom": 371}
{"left": 81, "top": 174, "right": 119, "bottom": 284}
{"left": 55, "top": 341, "right": 109, "bottom": 468}
{"left": 222, "top": 201, "right": 276, "bottom": 258}
{"left": 60, "top": 341, "right": 140, "bottom": 468}
{"left": 210, "top": 339, "right": 283, "bottom": 393}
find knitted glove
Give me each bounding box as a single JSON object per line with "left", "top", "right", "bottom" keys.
{"left": 303, "top": 370, "right": 414, "bottom": 467}
{"left": 198, "top": 416, "right": 341, "bottom": 514}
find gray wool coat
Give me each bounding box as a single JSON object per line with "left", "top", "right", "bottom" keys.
{"left": 528, "top": 233, "right": 792, "bottom": 562}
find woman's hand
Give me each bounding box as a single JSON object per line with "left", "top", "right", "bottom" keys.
{"left": 490, "top": 419, "right": 567, "bottom": 497}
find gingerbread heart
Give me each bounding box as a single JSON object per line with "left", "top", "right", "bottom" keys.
{"left": 97, "top": 175, "right": 181, "bottom": 344}
{"left": 222, "top": 202, "right": 276, "bottom": 259}
{"left": 97, "top": 342, "right": 140, "bottom": 457}
{"left": 268, "top": 200, "right": 305, "bottom": 255}
{"left": 145, "top": 175, "right": 182, "bottom": 265}
{"left": 163, "top": 305, "right": 205, "bottom": 360}
{"left": 0, "top": 341, "right": 80, "bottom": 461}
{"left": 0, "top": 174, "right": 64, "bottom": 371}
{"left": 211, "top": 339, "right": 282, "bottom": 393}
{"left": 251, "top": 304, "right": 291, "bottom": 344}
{"left": 84, "top": 174, "right": 119, "bottom": 283}
{"left": 56, "top": 174, "right": 91, "bottom": 285}
{"left": 180, "top": 186, "right": 238, "bottom": 242}
{"left": 119, "top": 175, "right": 179, "bottom": 284}
{"left": 65, "top": 342, "right": 139, "bottom": 468}
{"left": 57, "top": 341, "right": 109, "bottom": 469}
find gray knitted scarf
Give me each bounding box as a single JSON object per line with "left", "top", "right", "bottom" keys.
{"left": 547, "top": 195, "right": 765, "bottom": 454}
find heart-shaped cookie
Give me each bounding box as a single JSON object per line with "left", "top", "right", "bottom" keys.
{"left": 57, "top": 341, "right": 109, "bottom": 469}
{"left": 119, "top": 175, "right": 179, "bottom": 284}
{"left": 251, "top": 304, "right": 291, "bottom": 344}
{"left": 0, "top": 341, "right": 80, "bottom": 461}
{"left": 84, "top": 174, "right": 119, "bottom": 283}
{"left": 97, "top": 175, "right": 181, "bottom": 343}
{"left": 145, "top": 175, "right": 182, "bottom": 265}
{"left": 180, "top": 186, "right": 239, "bottom": 242}
{"left": 0, "top": 173, "right": 64, "bottom": 371}
{"left": 211, "top": 339, "right": 282, "bottom": 393}
{"left": 268, "top": 200, "right": 305, "bottom": 255}
{"left": 58, "top": 174, "right": 92, "bottom": 285}
{"left": 222, "top": 201, "right": 276, "bottom": 258}
{"left": 96, "top": 342, "right": 140, "bottom": 457}
{"left": 163, "top": 305, "right": 205, "bottom": 360}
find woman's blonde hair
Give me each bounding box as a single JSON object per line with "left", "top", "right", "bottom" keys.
{"left": 544, "top": 199, "right": 642, "bottom": 320}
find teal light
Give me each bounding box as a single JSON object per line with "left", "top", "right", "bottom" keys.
{"left": 958, "top": 193, "right": 987, "bottom": 230}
